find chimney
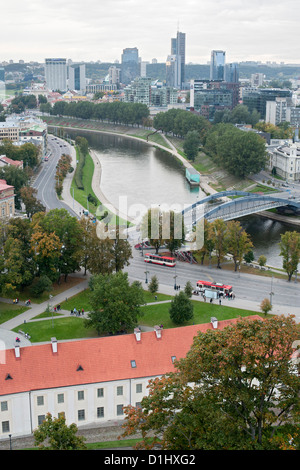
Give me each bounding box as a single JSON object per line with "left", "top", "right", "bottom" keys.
{"left": 51, "top": 337, "right": 58, "bottom": 353}
{"left": 154, "top": 325, "right": 162, "bottom": 339}
{"left": 134, "top": 328, "right": 141, "bottom": 342}
{"left": 211, "top": 317, "right": 218, "bottom": 329}
{"left": 14, "top": 345, "right": 20, "bottom": 358}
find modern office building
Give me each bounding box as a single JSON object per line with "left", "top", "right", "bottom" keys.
{"left": 166, "top": 54, "right": 181, "bottom": 89}
{"left": 242, "top": 88, "right": 292, "bottom": 119}
{"left": 225, "top": 63, "right": 239, "bottom": 83}
{"left": 210, "top": 50, "right": 226, "bottom": 81}
{"left": 45, "top": 58, "right": 67, "bottom": 92}
{"left": 68, "top": 64, "right": 86, "bottom": 94}
{"left": 190, "top": 79, "right": 239, "bottom": 120}
{"left": 121, "top": 48, "right": 139, "bottom": 85}
{"left": 170, "top": 31, "right": 186, "bottom": 88}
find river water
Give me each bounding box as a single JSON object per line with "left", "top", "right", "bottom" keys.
{"left": 66, "top": 129, "right": 299, "bottom": 269}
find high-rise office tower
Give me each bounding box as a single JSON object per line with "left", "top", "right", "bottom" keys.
{"left": 121, "top": 47, "right": 139, "bottom": 85}
{"left": 166, "top": 55, "right": 181, "bottom": 89}
{"left": 45, "top": 58, "right": 67, "bottom": 92}
{"left": 226, "top": 63, "right": 239, "bottom": 83}
{"left": 210, "top": 50, "right": 226, "bottom": 81}
{"left": 171, "top": 31, "right": 186, "bottom": 88}
{"left": 68, "top": 64, "right": 86, "bottom": 93}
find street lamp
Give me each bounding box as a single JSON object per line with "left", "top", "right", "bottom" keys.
{"left": 269, "top": 274, "right": 274, "bottom": 305}
{"left": 174, "top": 275, "right": 178, "bottom": 290}
{"left": 144, "top": 270, "right": 149, "bottom": 284}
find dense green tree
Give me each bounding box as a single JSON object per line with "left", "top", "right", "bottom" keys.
{"left": 122, "top": 315, "right": 300, "bottom": 450}
{"left": 279, "top": 231, "right": 300, "bottom": 281}
{"left": 169, "top": 291, "right": 194, "bottom": 325}
{"left": 148, "top": 275, "right": 159, "bottom": 295}
{"left": 36, "top": 209, "right": 83, "bottom": 282}
{"left": 34, "top": 413, "right": 87, "bottom": 450}
{"left": 183, "top": 130, "right": 200, "bottom": 161}
{"left": 226, "top": 220, "right": 253, "bottom": 272}
{"left": 85, "top": 272, "right": 145, "bottom": 335}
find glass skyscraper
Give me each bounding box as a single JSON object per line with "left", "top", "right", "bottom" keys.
{"left": 121, "top": 48, "right": 139, "bottom": 85}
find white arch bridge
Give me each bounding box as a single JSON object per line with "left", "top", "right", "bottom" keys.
{"left": 182, "top": 190, "right": 300, "bottom": 229}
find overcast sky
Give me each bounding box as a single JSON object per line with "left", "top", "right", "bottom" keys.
{"left": 1, "top": 0, "right": 299, "bottom": 64}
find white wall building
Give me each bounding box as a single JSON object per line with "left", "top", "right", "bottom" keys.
{"left": 268, "top": 142, "right": 300, "bottom": 181}
{"left": 0, "top": 318, "right": 252, "bottom": 440}
{"left": 45, "top": 58, "right": 67, "bottom": 92}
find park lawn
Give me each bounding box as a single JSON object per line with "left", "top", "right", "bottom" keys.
{"left": 12, "top": 317, "right": 98, "bottom": 343}
{"left": 0, "top": 303, "right": 28, "bottom": 325}
{"left": 59, "top": 288, "right": 174, "bottom": 313}
{"left": 17, "top": 298, "right": 264, "bottom": 343}
{"left": 138, "top": 299, "right": 262, "bottom": 329}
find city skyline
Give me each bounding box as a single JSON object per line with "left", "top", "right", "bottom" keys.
{"left": 1, "top": 0, "right": 299, "bottom": 65}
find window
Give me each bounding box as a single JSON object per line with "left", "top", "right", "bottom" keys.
{"left": 97, "top": 407, "right": 104, "bottom": 418}
{"left": 78, "top": 390, "right": 84, "bottom": 401}
{"left": 57, "top": 393, "right": 64, "bottom": 404}
{"left": 97, "top": 388, "right": 104, "bottom": 398}
{"left": 117, "top": 405, "right": 123, "bottom": 416}
{"left": 1, "top": 421, "right": 9, "bottom": 433}
{"left": 171, "top": 356, "right": 176, "bottom": 363}
{"left": 38, "top": 415, "right": 46, "bottom": 426}
{"left": 1, "top": 401, "right": 8, "bottom": 412}
{"left": 131, "top": 360, "right": 136, "bottom": 368}
{"left": 58, "top": 412, "right": 65, "bottom": 419}
{"left": 135, "top": 402, "right": 142, "bottom": 409}
{"left": 136, "top": 384, "right": 142, "bottom": 393}
{"left": 117, "top": 386, "right": 123, "bottom": 396}
{"left": 78, "top": 409, "right": 85, "bottom": 421}
{"left": 37, "top": 396, "right": 44, "bottom": 406}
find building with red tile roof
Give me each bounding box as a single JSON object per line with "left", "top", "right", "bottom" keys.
{"left": 0, "top": 316, "right": 262, "bottom": 439}
{"left": 0, "top": 155, "right": 23, "bottom": 170}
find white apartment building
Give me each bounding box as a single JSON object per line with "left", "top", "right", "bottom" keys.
{"left": 45, "top": 58, "right": 67, "bottom": 92}
{"left": 266, "top": 98, "right": 288, "bottom": 125}
{"left": 268, "top": 142, "right": 300, "bottom": 181}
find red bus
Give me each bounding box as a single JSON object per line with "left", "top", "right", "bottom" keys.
{"left": 196, "top": 280, "right": 233, "bottom": 294}
{"left": 144, "top": 253, "right": 176, "bottom": 267}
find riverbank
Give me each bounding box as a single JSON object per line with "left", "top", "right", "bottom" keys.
{"left": 48, "top": 117, "right": 300, "bottom": 229}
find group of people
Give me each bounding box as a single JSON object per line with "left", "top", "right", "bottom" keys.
{"left": 70, "top": 307, "right": 85, "bottom": 316}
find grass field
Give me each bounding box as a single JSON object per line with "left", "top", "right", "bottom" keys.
{"left": 0, "top": 302, "right": 28, "bottom": 325}
{"left": 11, "top": 288, "right": 263, "bottom": 343}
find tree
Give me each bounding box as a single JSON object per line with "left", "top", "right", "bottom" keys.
{"left": 210, "top": 219, "right": 228, "bottom": 269}
{"left": 279, "top": 231, "right": 300, "bottom": 281}
{"left": 226, "top": 220, "right": 253, "bottom": 271}
{"left": 169, "top": 291, "right": 194, "bottom": 325}
{"left": 258, "top": 255, "right": 267, "bottom": 267}
{"left": 244, "top": 250, "right": 254, "bottom": 263}
{"left": 122, "top": 315, "right": 300, "bottom": 450}
{"left": 260, "top": 298, "right": 272, "bottom": 316}
{"left": 33, "top": 413, "right": 87, "bottom": 450}
{"left": 184, "top": 280, "right": 193, "bottom": 298}
{"left": 141, "top": 208, "right": 185, "bottom": 255}
{"left": 183, "top": 130, "right": 200, "bottom": 161}
{"left": 148, "top": 275, "right": 159, "bottom": 295}
{"left": 85, "top": 272, "right": 145, "bottom": 335}
{"left": 30, "top": 275, "right": 53, "bottom": 298}
{"left": 37, "top": 209, "right": 83, "bottom": 282}
{"left": 196, "top": 219, "right": 215, "bottom": 265}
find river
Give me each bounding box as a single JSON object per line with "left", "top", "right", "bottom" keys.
{"left": 65, "top": 128, "right": 299, "bottom": 269}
